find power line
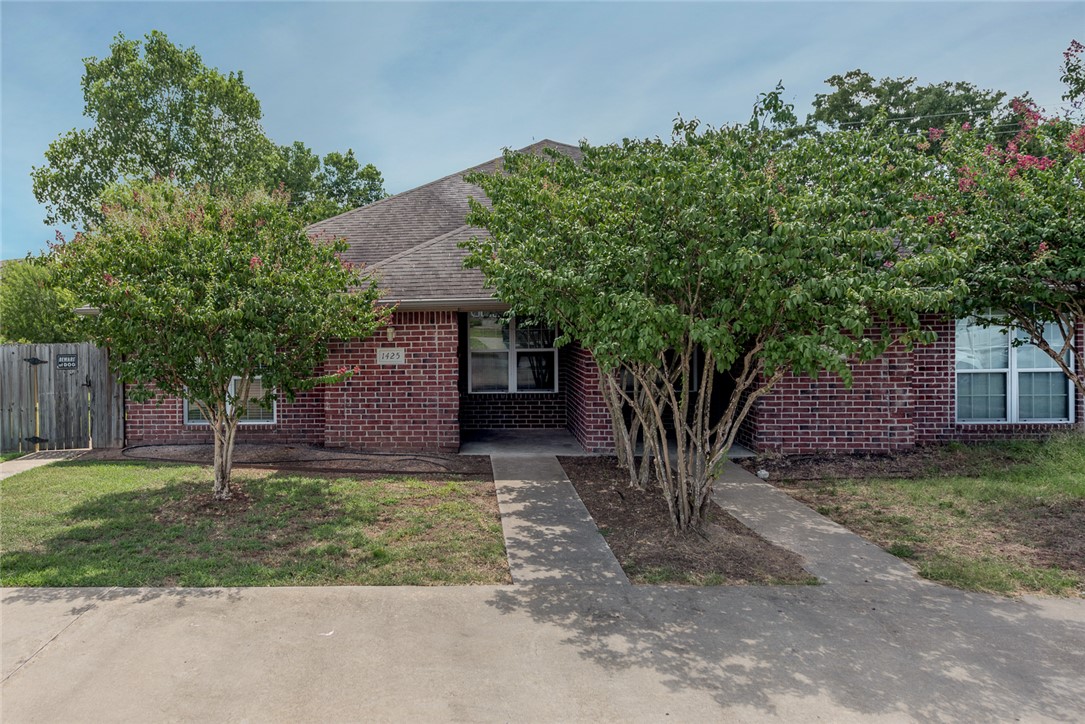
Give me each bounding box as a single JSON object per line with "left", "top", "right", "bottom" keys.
{"left": 833, "top": 109, "right": 1025, "bottom": 128}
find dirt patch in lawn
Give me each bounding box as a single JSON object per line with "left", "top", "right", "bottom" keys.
{"left": 83, "top": 443, "right": 493, "bottom": 479}
{"left": 155, "top": 482, "right": 257, "bottom": 522}
{"left": 1007, "top": 499, "right": 1085, "bottom": 574}
{"left": 558, "top": 456, "right": 816, "bottom": 586}
{"left": 736, "top": 445, "right": 1031, "bottom": 482}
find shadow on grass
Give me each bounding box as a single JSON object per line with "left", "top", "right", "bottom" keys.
{"left": 1, "top": 468, "right": 373, "bottom": 588}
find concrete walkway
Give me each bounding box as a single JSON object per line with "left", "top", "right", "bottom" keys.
{"left": 712, "top": 461, "right": 920, "bottom": 586}
{"left": 0, "top": 449, "right": 86, "bottom": 481}
{"left": 491, "top": 454, "right": 628, "bottom": 585}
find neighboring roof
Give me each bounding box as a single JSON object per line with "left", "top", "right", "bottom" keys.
{"left": 309, "top": 139, "right": 581, "bottom": 307}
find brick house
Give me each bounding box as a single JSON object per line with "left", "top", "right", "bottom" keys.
{"left": 126, "top": 141, "right": 1082, "bottom": 454}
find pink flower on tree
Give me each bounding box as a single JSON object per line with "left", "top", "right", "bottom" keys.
{"left": 928, "top": 127, "right": 945, "bottom": 141}
{"left": 250, "top": 255, "right": 263, "bottom": 270}
{"left": 957, "top": 166, "right": 978, "bottom": 193}
{"left": 1067, "top": 127, "right": 1085, "bottom": 154}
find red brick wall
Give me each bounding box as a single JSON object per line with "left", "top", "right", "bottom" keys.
{"left": 125, "top": 311, "right": 460, "bottom": 453}
{"left": 735, "top": 391, "right": 759, "bottom": 451}
{"left": 460, "top": 392, "right": 567, "bottom": 429}
{"left": 749, "top": 341, "right": 916, "bottom": 454}
{"left": 322, "top": 311, "right": 460, "bottom": 453}
{"left": 748, "top": 314, "right": 1083, "bottom": 454}
{"left": 564, "top": 344, "right": 614, "bottom": 453}
{"left": 125, "top": 387, "right": 325, "bottom": 446}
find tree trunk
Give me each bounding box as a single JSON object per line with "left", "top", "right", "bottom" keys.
{"left": 211, "top": 415, "right": 240, "bottom": 500}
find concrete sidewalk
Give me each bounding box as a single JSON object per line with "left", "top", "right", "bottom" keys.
{"left": 491, "top": 454, "right": 628, "bottom": 585}
{"left": 3, "top": 584, "right": 1083, "bottom": 722}
{"left": 0, "top": 450, "right": 87, "bottom": 481}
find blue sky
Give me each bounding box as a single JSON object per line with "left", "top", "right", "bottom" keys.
{"left": 2, "top": 1, "right": 1081, "bottom": 259}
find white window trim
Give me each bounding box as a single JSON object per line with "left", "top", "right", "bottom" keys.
{"left": 956, "top": 322, "right": 1075, "bottom": 424}
{"left": 467, "top": 315, "right": 559, "bottom": 394}
{"left": 183, "top": 376, "right": 277, "bottom": 426}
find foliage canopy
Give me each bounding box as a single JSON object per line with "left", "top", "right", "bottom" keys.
{"left": 54, "top": 181, "right": 388, "bottom": 497}
{"left": 465, "top": 111, "right": 967, "bottom": 531}
{"left": 808, "top": 69, "right": 1009, "bottom": 134}
{"left": 32, "top": 30, "right": 384, "bottom": 229}
{"left": 0, "top": 258, "right": 83, "bottom": 343}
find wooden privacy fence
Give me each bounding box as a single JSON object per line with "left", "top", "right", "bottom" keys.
{"left": 0, "top": 343, "right": 123, "bottom": 452}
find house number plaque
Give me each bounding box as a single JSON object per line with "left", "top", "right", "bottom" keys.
{"left": 377, "top": 348, "right": 405, "bottom": 365}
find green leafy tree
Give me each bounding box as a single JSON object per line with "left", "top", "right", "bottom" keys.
{"left": 32, "top": 31, "right": 277, "bottom": 229}
{"left": 54, "top": 181, "right": 389, "bottom": 498}
{"left": 274, "top": 141, "right": 323, "bottom": 201}
{"left": 32, "top": 31, "right": 385, "bottom": 229}
{"left": 808, "top": 69, "right": 1008, "bottom": 135}
{"left": 939, "top": 67, "right": 1085, "bottom": 407}
{"left": 464, "top": 104, "right": 967, "bottom": 532}
{"left": 1062, "top": 39, "right": 1085, "bottom": 116}
{"left": 272, "top": 143, "right": 386, "bottom": 224}
{"left": 0, "top": 257, "right": 83, "bottom": 343}
{"left": 317, "top": 149, "right": 384, "bottom": 209}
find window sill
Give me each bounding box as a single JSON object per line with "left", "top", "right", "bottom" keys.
{"left": 466, "top": 390, "right": 560, "bottom": 396}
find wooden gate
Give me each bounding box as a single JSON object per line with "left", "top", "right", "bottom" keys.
{"left": 0, "top": 343, "right": 123, "bottom": 452}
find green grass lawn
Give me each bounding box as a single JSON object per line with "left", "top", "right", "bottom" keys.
{"left": 780, "top": 435, "right": 1085, "bottom": 596}
{"left": 1, "top": 451, "right": 26, "bottom": 463}
{"left": 0, "top": 461, "right": 510, "bottom": 586}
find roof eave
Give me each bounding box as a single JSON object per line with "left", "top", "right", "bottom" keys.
{"left": 381, "top": 297, "right": 509, "bottom": 312}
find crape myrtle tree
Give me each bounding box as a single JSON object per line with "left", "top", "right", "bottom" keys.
{"left": 54, "top": 181, "right": 389, "bottom": 499}
{"left": 937, "top": 40, "right": 1085, "bottom": 408}
{"left": 464, "top": 99, "right": 967, "bottom": 533}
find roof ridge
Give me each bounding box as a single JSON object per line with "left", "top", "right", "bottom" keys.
{"left": 367, "top": 223, "right": 476, "bottom": 271}
{"left": 305, "top": 139, "right": 579, "bottom": 232}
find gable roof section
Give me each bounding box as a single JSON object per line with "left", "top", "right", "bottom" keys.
{"left": 367, "top": 225, "right": 493, "bottom": 306}
{"left": 309, "top": 139, "right": 581, "bottom": 305}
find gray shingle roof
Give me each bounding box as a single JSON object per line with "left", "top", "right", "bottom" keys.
{"left": 309, "top": 139, "right": 581, "bottom": 305}
{"left": 368, "top": 225, "right": 491, "bottom": 303}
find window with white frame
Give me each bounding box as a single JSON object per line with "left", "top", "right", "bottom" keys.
{"left": 468, "top": 313, "right": 557, "bottom": 393}
{"left": 184, "top": 376, "right": 276, "bottom": 425}
{"left": 955, "top": 318, "right": 1074, "bottom": 423}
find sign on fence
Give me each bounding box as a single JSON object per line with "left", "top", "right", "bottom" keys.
{"left": 0, "top": 343, "right": 123, "bottom": 452}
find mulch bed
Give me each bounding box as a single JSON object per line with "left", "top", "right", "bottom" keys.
{"left": 558, "top": 456, "right": 815, "bottom": 586}
{"left": 81, "top": 443, "right": 492, "bottom": 479}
